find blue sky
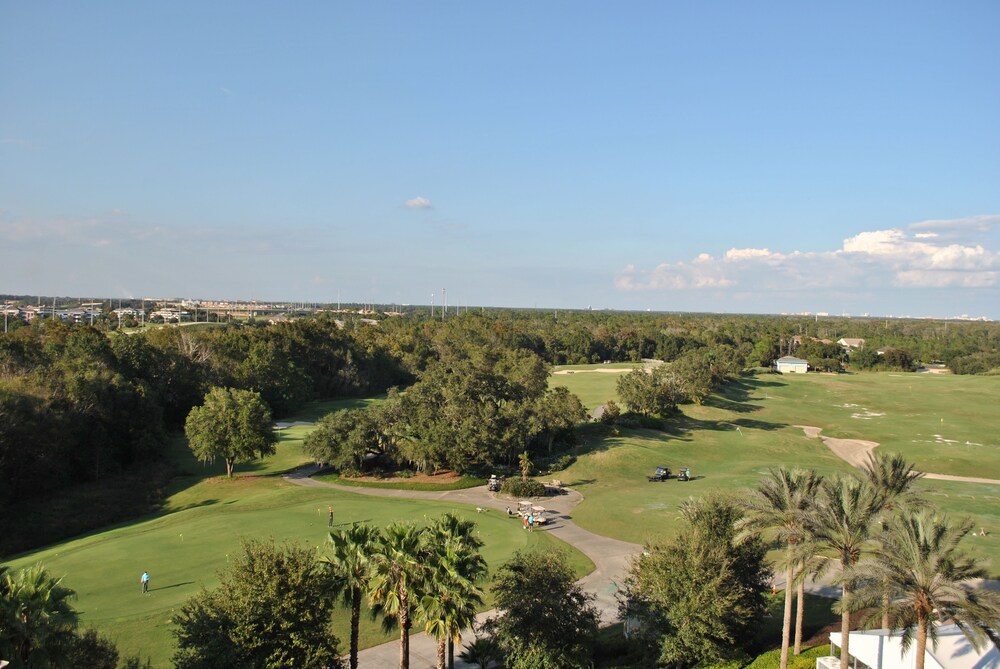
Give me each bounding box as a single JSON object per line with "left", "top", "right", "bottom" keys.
{"left": 2, "top": 2, "right": 998, "bottom": 318}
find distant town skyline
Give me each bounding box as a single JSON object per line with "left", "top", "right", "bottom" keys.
{"left": 2, "top": 3, "right": 998, "bottom": 319}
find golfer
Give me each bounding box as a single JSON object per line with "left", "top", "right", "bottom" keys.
{"left": 141, "top": 571, "right": 150, "bottom": 594}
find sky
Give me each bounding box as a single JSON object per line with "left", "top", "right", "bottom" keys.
{"left": 2, "top": 2, "right": 999, "bottom": 319}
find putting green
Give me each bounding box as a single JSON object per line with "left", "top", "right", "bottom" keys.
{"left": 7, "top": 477, "right": 590, "bottom": 666}
{"left": 6, "top": 395, "right": 592, "bottom": 667}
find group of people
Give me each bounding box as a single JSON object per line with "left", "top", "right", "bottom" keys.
{"left": 506, "top": 506, "right": 539, "bottom": 531}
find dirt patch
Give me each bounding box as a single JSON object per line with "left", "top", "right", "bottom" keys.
{"left": 341, "top": 471, "right": 464, "bottom": 484}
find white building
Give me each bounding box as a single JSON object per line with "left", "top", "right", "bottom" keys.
{"left": 817, "top": 625, "right": 999, "bottom": 669}
{"left": 775, "top": 356, "right": 809, "bottom": 373}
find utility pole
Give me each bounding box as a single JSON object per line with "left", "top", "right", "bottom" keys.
{"left": 430, "top": 293, "right": 434, "bottom": 318}
{"left": 442, "top": 288, "right": 446, "bottom": 320}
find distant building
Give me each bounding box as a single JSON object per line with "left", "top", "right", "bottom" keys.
{"left": 837, "top": 338, "right": 866, "bottom": 350}
{"left": 817, "top": 624, "right": 999, "bottom": 669}
{"left": 774, "top": 356, "right": 809, "bottom": 373}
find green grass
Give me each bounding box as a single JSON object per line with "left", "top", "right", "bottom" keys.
{"left": 547, "top": 366, "right": 1000, "bottom": 572}
{"left": 550, "top": 363, "right": 640, "bottom": 411}
{"left": 5, "top": 397, "right": 592, "bottom": 668}
{"left": 314, "top": 472, "right": 487, "bottom": 490}
{"left": 746, "top": 372, "right": 1000, "bottom": 479}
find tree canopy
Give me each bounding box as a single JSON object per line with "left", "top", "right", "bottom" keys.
{"left": 184, "top": 387, "right": 277, "bottom": 477}
{"left": 173, "top": 539, "right": 343, "bottom": 669}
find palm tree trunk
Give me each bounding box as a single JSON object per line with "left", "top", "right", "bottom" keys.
{"left": 794, "top": 577, "right": 805, "bottom": 654}
{"left": 780, "top": 561, "right": 793, "bottom": 669}
{"left": 839, "top": 583, "right": 851, "bottom": 669}
{"left": 881, "top": 590, "right": 890, "bottom": 631}
{"left": 350, "top": 589, "right": 361, "bottom": 669}
{"left": 915, "top": 614, "right": 927, "bottom": 669}
{"left": 448, "top": 637, "right": 454, "bottom": 669}
{"left": 437, "top": 637, "right": 447, "bottom": 669}
{"left": 399, "top": 587, "right": 410, "bottom": 669}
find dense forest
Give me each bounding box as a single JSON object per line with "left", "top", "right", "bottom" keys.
{"left": 2, "top": 307, "right": 999, "bottom": 555}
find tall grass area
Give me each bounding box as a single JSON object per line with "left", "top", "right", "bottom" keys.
{"left": 548, "top": 367, "right": 1000, "bottom": 572}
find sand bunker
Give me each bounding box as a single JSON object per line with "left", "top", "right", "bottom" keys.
{"left": 796, "top": 425, "right": 1000, "bottom": 485}
{"left": 796, "top": 425, "right": 878, "bottom": 467}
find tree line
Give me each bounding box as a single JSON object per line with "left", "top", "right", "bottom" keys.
{"left": 4, "top": 309, "right": 998, "bottom": 553}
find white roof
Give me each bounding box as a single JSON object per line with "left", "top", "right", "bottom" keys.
{"left": 830, "top": 624, "right": 1000, "bottom": 669}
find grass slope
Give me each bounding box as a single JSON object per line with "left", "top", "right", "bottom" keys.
{"left": 6, "top": 396, "right": 591, "bottom": 667}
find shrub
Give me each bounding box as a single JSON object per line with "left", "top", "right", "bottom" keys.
{"left": 743, "top": 645, "right": 825, "bottom": 669}
{"left": 501, "top": 478, "right": 547, "bottom": 498}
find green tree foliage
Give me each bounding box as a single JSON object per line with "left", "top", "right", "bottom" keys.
{"left": 0, "top": 564, "right": 79, "bottom": 668}
{"left": 616, "top": 365, "right": 687, "bottom": 416}
{"left": 418, "top": 514, "right": 488, "bottom": 669}
{"left": 65, "top": 628, "right": 119, "bottom": 669}
{"left": 483, "top": 550, "right": 599, "bottom": 669}
{"left": 623, "top": 496, "right": 771, "bottom": 667}
{"left": 807, "top": 475, "right": 882, "bottom": 669}
{"left": 324, "top": 523, "right": 380, "bottom": 669}
{"left": 172, "top": 539, "right": 343, "bottom": 669}
{"left": 184, "top": 387, "right": 276, "bottom": 477}
{"left": 848, "top": 513, "right": 1000, "bottom": 669}
{"left": 305, "top": 408, "right": 378, "bottom": 473}
{"left": 738, "top": 469, "right": 823, "bottom": 669}
{"left": 367, "top": 523, "right": 428, "bottom": 669}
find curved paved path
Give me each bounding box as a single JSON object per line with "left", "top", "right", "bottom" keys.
{"left": 284, "top": 465, "right": 641, "bottom": 669}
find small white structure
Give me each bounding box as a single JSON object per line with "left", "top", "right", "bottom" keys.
{"left": 775, "top": 356, "right": 809, "bottom": 374}
{"left": 817, "top": 625, "right": 1000, "bottom": 669}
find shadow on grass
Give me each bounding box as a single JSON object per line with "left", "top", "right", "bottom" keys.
{"left": 149, "top": 581, "right": 195, "bottom": 592}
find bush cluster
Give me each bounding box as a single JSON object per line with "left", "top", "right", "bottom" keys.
{"left": 501, "top": 478, "right": 548, "bottom": 497}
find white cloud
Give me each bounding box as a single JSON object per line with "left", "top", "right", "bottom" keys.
{"left": 909, "top": 214, "right": 1000, "bottom": 232}
{"left": 616, "top": 216, "right": 1000, "bottom": 295}
{"left": 405, "top": 196, "right": 433, "bottom": 209}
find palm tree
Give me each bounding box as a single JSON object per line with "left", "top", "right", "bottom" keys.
{"left": 324, "top": 522, "right": 379, "bottom": 669}
{"left": 0, "top": 564, "right": 78, "bottom": 667}
{"left": 849, "top": 512, "right": 1000, "bottom": 669}
{"left": 860, "top": 451, "right": 926, "bottom": 630}
{"left": 738, "top": 467, "right": 823, "bottom": 669}
{"left": 367, "top": 523, "right": 428, "bottom": 669}
{"left": 419, "top": 514, "right": 487, "bottom": 669}
{"left": 791, "top": 530, "right": 823, "bottom": 655}
{"left": 809, "top": 474, "right": 881, "bottom": 669}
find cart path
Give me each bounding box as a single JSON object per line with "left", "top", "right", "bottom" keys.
{"left": 796, "top": 426, "right": 1000, "bottom": 485}
{"left": 284, "top": 465, "right": 641, "bottom": 668}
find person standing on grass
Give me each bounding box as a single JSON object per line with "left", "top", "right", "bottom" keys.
{"left": 141, "top": 571, "right": 150, "bottom": 594}
{"left": 328, "top": 506, "right": 334, "bottom": 528}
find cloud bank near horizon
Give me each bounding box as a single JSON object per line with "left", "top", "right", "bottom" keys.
{"left": 615, "top": 216, "right": 1000, "bottom": 295}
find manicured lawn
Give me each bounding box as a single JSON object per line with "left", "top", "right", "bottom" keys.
{"left": 550, "top": 363, "right": 640, "bottom": 411}
{"left": 547, "top": 366, "right": 1000, "bottom": 572}
{"left": 7, "top": 397, "right": 592, "bottom": 668}
{"left": 741, "top": 372, "right": 1000, "bottom": 479}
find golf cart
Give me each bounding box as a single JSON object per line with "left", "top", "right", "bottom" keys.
{"left": 647, "top": 466, "right": 672, "bottom": 482}
{"left": 677, "top": 466, "right": 691, "bottom": 481}
{"left": 487, "top": 474, "right": 503, "bottom": 492}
